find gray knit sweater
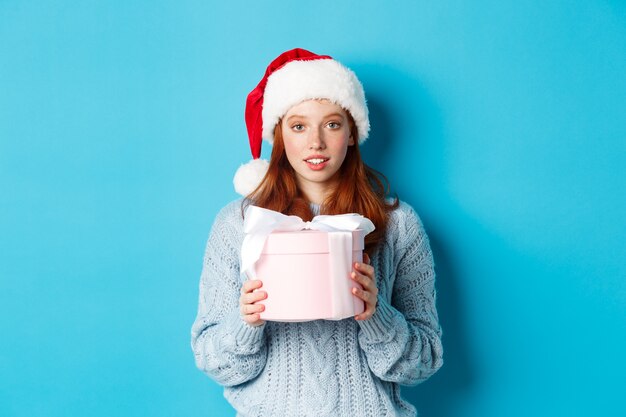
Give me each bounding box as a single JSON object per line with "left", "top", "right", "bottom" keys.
{"left": 191, "top": 199, "right": 443, "bottom": 417}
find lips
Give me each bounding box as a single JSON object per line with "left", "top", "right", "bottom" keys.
{"left": 304, "top": 155, "right": 330, "bottom": 170}
{"left": 305, "top": 158, "right": 328, "bottom": 165}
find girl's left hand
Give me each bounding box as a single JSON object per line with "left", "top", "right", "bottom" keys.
{"left": 351, "top": 253, "right": 378, "bottom": 321}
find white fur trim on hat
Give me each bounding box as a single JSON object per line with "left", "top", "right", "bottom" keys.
{"left": 233, "top": 158, "right": 269, "bottom": 196}
{"left": 261, "top": 59, "right": 369, "bottom": 145}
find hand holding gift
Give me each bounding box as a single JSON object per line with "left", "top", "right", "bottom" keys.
{"left": 239, "top": 279, "right": 266, "bottom": 327}
{"left": 240, "top": 205, "right": 376, "bottom": 322}
{"left": 351, "top": 253, "right": 378, "bottom": 321}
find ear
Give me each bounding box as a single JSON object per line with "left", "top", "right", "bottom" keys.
{"left": 348, "top": 135, "right": 355, "bottom": 146}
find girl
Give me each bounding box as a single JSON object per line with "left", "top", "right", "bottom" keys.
{"left": 191, "top": 48, "right": 443, "bottom": 417}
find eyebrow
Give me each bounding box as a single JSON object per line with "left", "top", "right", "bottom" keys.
{"left": 285, "top": 113, "right": 345, "bottom": 122}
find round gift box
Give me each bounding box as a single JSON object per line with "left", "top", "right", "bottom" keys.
{"left": 253, "top": 229, "right": 366, "bottom": 322}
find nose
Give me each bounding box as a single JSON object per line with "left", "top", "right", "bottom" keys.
{"left": 308, "top": 126, "right": 326, "bottom": 150}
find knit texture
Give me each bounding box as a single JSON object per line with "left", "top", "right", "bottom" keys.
{"left": 191, "top": 200, "right": 443, "bottom": 417}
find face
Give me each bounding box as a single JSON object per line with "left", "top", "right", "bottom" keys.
{"left": 280, "top": 99, "right": 355, "bottom": 200}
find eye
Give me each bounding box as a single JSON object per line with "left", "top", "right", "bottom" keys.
{"left": 327, "top": 122, "right": 341, "bottom": 129}
{"left": 291, "top": 124, "right": 305, "bottom": 132}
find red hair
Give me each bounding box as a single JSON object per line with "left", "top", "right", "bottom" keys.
{"left": 243, "top": 113, "right": 398, "bottom": 254}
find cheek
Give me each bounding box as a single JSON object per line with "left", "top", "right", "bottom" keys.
{"left": 282, "top": 135, "right": 301, "bottom": 162}
{"left": 337, "top": 146, "right": 349, "bottom": 164}
{"left": 333, "top": 136, "right": 351, "bottom": 160}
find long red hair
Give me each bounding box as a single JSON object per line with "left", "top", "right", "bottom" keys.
{"left": 243, "top": 113, "right": 398, "bottom": 254}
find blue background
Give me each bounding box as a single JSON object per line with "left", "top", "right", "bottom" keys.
{"left": 1, "top": 1, "right": 625, "bottom": 416}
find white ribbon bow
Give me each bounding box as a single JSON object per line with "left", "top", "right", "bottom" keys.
{"left": 241, "top": 205, "right": 375, "bottom": 277}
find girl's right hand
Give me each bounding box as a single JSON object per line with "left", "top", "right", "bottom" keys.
{"left": 239, "top": 280, "right": 267, "bottom": 327}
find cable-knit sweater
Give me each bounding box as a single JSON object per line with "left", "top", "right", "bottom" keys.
{"left": 191, "top": 199, "right": 443, "bottom": 417}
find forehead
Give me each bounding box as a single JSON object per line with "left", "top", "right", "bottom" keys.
{"left": 284, "top": 99, "right": 347, "bottom": 118}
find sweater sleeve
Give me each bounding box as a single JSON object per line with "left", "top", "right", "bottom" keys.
{"left": 357, "top": 204, "right": 443, "bottom": 385}
{"left": 190, "top": 204, "right": 268, "bottom": 387}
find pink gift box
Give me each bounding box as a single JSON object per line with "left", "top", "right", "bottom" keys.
{"left": 252, "top": 229, "right": 366, "bottom": 322}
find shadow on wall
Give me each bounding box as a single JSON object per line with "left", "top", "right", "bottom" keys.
{"left": 359, "top": 64, "right": 476, "bottom": 416}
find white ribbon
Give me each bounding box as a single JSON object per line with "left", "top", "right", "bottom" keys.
{"left": 241, "top": 205, "right": 375, "bottom": 279}
{"left": 327, "top": 231, "right": 355, "bottom": 318}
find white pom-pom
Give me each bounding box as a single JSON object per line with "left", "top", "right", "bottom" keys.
{"left": 233, "top": 158, "right": 270, "bottom": 196}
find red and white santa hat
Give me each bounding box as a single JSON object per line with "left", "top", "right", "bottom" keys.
{"left": 233, "top": 48, "right": 370, "bottom": 196}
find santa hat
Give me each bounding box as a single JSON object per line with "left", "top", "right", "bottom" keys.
{"left": 233, "top": 48, "right": 370, "bottom": 196}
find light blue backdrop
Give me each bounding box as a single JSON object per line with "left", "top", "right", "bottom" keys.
{"left": 1, "top": 1, "right": 624, "bottom": 416}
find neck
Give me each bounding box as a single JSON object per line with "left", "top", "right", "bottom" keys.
{"left": 296, "top": 179, "right": 335, "bottom": 205}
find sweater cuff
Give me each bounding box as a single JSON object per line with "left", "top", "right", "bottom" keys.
{"left": 357, "top": 299, "right": 397, "bottom": 342}
{"left": 226, "top": 310, "right": 266, "bottom": 349}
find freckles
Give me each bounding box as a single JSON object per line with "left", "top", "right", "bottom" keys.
{"left": 282, "top": 136, "right": 302, "bottom": 159}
